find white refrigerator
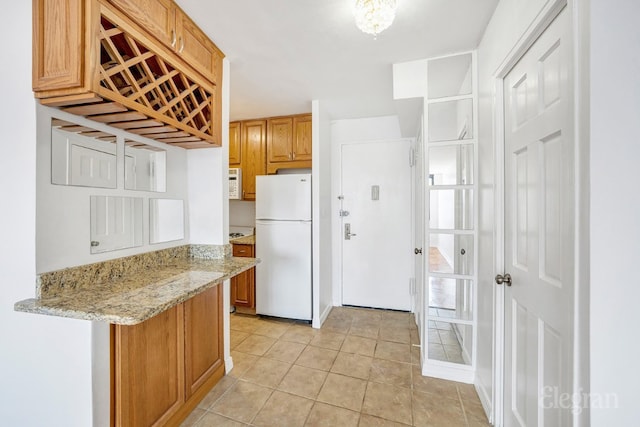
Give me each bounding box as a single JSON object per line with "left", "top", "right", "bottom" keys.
{"left": 255, "top": 174, "right": 312, "bottom": 321}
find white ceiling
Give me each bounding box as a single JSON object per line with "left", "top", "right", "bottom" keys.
{"left": 177, "top": 0, "right": 499, "bottom": 121}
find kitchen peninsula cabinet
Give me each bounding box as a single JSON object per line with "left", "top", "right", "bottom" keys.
{"left": 113, "top": 285, "right": 224, "bottom": 426}
{"left": 266, "top": 114, "right": 312, "bottom": 174}
{"left": 231, "top": 244, "right": 256, "bottom": 311}
{"left": 184, "top": 287, "right": 223, "bottom": 398}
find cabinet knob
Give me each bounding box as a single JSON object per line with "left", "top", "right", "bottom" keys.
{"left": 179, "top": 37, "right": 185, "bottom": 53}
{"left": 171, "top": 30, "right": 177, "bottom": 47}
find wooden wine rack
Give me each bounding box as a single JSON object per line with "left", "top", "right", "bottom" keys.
{"left": 34, "top": 0, "right": 222, "bottom": 149}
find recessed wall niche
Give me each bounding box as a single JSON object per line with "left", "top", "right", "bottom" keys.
{"left": 90, "top": 196, "right": 143, "bottom": 254}
{"left": 51, "top": 118, "right": 117, "bottom": 189}
{"left": 124, "top": 139, "right": 167, "bottom": 192}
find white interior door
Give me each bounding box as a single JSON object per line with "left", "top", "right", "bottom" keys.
{"left": 341, "top": 140, "right": 412, "bottom": 311}
{"left": 503, "top": 8, "right": 574, "bottom": 426}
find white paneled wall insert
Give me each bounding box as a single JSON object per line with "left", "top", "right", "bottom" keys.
{"left": 423, "top": 51, "right": 478, "bottom": 383}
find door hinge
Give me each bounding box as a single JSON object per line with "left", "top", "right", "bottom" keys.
{"left": 410, "top": 278, "right": 416, "bottom": 296}
{"left": 409, "top": 148, "right": 416, "bottom": 167}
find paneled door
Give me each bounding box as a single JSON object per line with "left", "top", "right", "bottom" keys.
{"left": 503, "top": 7, "right": 574, "bottom": 426}
{"left": 341, "top": 140, "right": 412, "bottom": 311}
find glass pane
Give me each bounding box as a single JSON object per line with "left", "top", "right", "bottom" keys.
{"left": 429, "top": 189, "right": 474, "bottom": 230}
{"left": 428, "top": 278, "right": 473, "bottom": 321}
{"left": 428, "top": 53, "right": 472, "bottom": 99}
{"left": 51, "top": 118, "right": 117, "bottom": 189}
{"left": 90, "top": 196, "right": 143, "bottom": 253}
{"left": 429, "top": 144, "right": 474, "bottom": 185}
{"left": 429, "top": 234, "right": 474, "bottom": 275}
{"left": 428, "top": 99, "right": 473, "bottom": 142}
{"left": 150, "top": 199, "right": 185, "bottom": 244}
{"left": 124, "top": 140, "right": 167, "bottom": 192}
{"left": 427, "top": 320, "right": 473, "bottom": 365}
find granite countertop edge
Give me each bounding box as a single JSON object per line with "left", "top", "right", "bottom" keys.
{"left": 230, "top": 235, "right": 255, "bottom": 245}
{"left": 14, "top": 257, "right": 260, "bottom": 326}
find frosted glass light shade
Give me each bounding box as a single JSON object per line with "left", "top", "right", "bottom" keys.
{"left": 354, "top": 0, "right": 398, "bottom": 37}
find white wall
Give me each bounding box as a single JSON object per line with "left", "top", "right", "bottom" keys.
{"left": 476, "top": 0, "right": 551, "bottom": 419}
{"left": 330, "top": 116, "right": 403, "bottom": 305}
{"left": 312, "top": 100, "right": 333, "bottom": 327}
{"left": 188, "top": 59, "right": 232, "bottom": 371}
{"left": 229, "top": 200, "right": 256, "bottom": 227}
{"left": 188, "top": 149, "right": 225, "bottom": 244}
{"left": 590, "top": 0, "right": 640, "bottom": 424}
{"left": 0, "top": 3, "right": 98, "bottom": 425}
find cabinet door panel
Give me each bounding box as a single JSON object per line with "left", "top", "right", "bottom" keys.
{"left": 115, "top": 305, "right": 184, "bottom": 427}
{"left": 184, "top": 287, "right": 223, "bottom": 398}
{"left": 231, "top": 269, "right": 255, "bottom": 308}
{"left": 241, "top": 120, "right": 266, "bottom": 200}
{"left": 33, "top": 0, "right": 84, "bottom": 91}
{"left": 107, "top": 0, "right": 175, "bottom": 47}
{"left": 175, "top": 8, "right": 220, "bottom": 83}
{"left": 229, "top": 122, "right": 241, "bottom": 166}
{"left": 267, "top": 117, "right": 294, "bottom": 163}
{"left": 293, "top": 115, "right": 312, "bottom": 161}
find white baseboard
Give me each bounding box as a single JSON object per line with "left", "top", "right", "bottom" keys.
{"left": 224, "top": 356, "right": 234, "bottom": 374}
{"left": 422, "top": 361, "right": 475, "bottom": 384}
{"left": 475, "top": 379, "right": 493, "bottom": 425}
{"left": 313, "top": 304, "right": 333, "bottom": 329}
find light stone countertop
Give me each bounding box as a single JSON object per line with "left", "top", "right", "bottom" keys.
{"left": 14, "top": 256, "right": 259, "bottom": 325}
{"left": 230, "top": 235, "right": 255, "bottom": 245}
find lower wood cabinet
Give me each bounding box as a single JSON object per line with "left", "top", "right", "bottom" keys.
{"left": 113, "top": 285, "right": 224, "bottom": 426}
{"left": 231, "top": 244, "right": 255, "bottom": 309}
{"left": 184, "top": 287, "right": 223, "bottom": 398}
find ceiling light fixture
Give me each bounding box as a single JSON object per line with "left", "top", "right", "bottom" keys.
{"left": 353, "top": 0, "right": 398, "bottom": 39}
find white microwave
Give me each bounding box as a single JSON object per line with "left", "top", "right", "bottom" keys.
{"left": 229, "top": 168, "right": 242, "bottom": 199}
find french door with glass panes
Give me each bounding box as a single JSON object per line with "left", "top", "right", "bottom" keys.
{"left": 422, "top": 51, "right": 478, "bottom": 383}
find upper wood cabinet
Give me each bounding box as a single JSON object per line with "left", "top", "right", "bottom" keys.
{"left": 32, "top": 0, "right": 84, "bottom": 93}
{"left": 229, "top": 121, "right": 241, "bottom": 166}
{"left": 240, "top": 120, "right": 267, "bottom": 201}
{"left": 108, "top": 0, "right": 223, "bottom": 85}
{"left": 267, "top": 117, "right": 294, "bottom": 163}
{"left": 266, "top": 114, "right": 312, "bottom": 173}
{"left": 33, "top": 0, "right": 224, "bottom": 148}
{"left": 293, "top": 115, "right": 313, "bottom": 161}
{"left": 175, "top": 9, "right": 224, "bottom": 85}
{"left": 229, "top": 114, "right": 310, "bottom": 199}
{"left": 106, "top": 0, "right": 175, "bottom": 47}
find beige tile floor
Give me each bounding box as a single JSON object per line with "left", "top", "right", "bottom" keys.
{"left": 181, "top": 307, "right": 490, "bottom": 427}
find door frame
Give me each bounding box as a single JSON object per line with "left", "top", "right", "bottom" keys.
{"left": 491, "top": 0, "right": 589, "bottom": 425}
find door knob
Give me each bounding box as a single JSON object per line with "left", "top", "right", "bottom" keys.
{"left": 414, "top": 248, "right": 423, "bottom": 254}
{"left": 495, "top": 273, "right": 512, "bottom": 286}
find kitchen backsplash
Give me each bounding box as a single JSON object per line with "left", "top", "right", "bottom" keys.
{"left": 229, "top": 200, "right": 256, "bottom": 226}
